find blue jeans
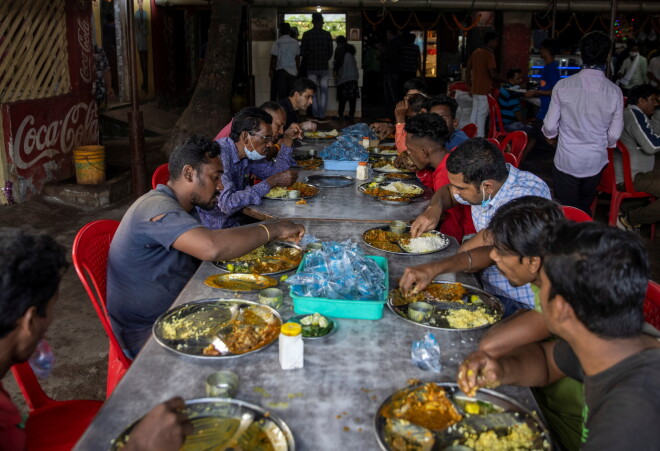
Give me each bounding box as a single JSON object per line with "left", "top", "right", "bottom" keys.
{"left": 307, "top": 70, "right": 329, "bottom": 119}
{"left": 496, "top": 295, "right": 532, "bottom": 318}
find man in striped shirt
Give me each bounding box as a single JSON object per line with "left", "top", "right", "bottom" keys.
{"left": 615, "top": 84, "right": 660, "bottom": 230}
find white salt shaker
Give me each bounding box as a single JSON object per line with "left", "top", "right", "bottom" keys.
{"left": 279, "top": 322, "right": 304, "bottom": 370}
{"left": 356, "top": 161, "right": 369, "bottom": 180}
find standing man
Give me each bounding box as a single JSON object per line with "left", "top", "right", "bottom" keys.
{"left": 382, "top": 29, "right": 402, "bottom": 120}
{"left": 301, "top": 13, "right": 333, "bottom": 122}
{"left": 543, "top": 31, "right": 624, "bottom": 214}
{"left": 135, "top": 0, "right": 149, "bottom": 92}
{"left": 617, "top": 41, "right": 648, "bottom": 95}
{"left": 270, "top": 22, "right": 300, "bottom": 102}
{"left": 467, "top": 31, "right": 499, "bottom": 137}
{"left": 648, "top": 51, "right": 660, "bottom": 88}
{"left": 399, "top": 32, "right": 421, "bottom": 90}
{"left": 614, "top": 84, "right": 660, "bottom": 231}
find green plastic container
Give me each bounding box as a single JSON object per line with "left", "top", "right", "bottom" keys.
{"left": 289, "top": 255, "right": 389, "bottom": 320}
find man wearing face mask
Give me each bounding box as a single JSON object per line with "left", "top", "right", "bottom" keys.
{"left": 617, "top": 42, "right": 648, "bottom": 95}
{"left": 197, "top": 107, "right": 298, "bottom": 230}
{"left": 409, "top": 138, "right": 550, "bottom": 314}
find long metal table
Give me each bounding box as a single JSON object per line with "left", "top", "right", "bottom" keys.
{"left": 75, "top": 220, "right": 544, "bottom": 451}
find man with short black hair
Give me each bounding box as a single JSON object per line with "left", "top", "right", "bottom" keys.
{"left": 410, "top": 138, "right": 551, "bottom": 313}
{"left": 467, "top": 31, "right": 499, "bottom": 137}
{"left": 0, "top": 228, "right": 193, "bottom": 449}
{"left": 198, "top": 107, "right": 298, "bottom": 230}
{"left": 458, "top": 222, "right": 660, "bottom": 450}
{"left": 301, "top": 13, "right": 333, "bottom": 122}
{"left": 525, "top": 38, "right": 561, "bottom": 123}
{"left": 278, "top": 77, "right": 317, "bottom": 131}
{"left": 543, "top": 31, "right": 624, "bottom": 213}
{"left": 615, "top": 84, "right": 660, "bottom": 230}
{"left": 108, "top": 134, "right": 304, "bottom": 356}
{"left": 425, "top": 94, "right": 469, "bottom": 149}
{"left": 270, "top": 22, "right": 300, "bottom": 101}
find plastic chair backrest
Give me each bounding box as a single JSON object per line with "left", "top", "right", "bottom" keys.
{"left": 562, "top": 205, "right": 593, "bottom": 222}
{"left": 11, "top": 362, "right": 52, "bottom": 411}
{"left": 486, "top": 94, "right": 506, "bottom": 139}
{"left": 461, "top": 123, "right": 477, "bottom": 138}
{"left": 596, "top": 147, "right": 617, "bottom": 195}
{"left": 503, "top": 152, "right": 518, "bottom": 168}
{"left": 645, "top": 281, "right": 660, "bottom": 330}
{"left": 616, "top": 141, "right": 647, "bottom": 194}
{"left": 151, "top": 163, "right": 170, "bottom": 189}
{"left": 487, "top": 138, "right": 501, "bottom": 148}
{"left": 499, "top": 131, "right": 528, "bottom": 160}
{"left": 72, "top": 220, "right": 131, "bottom": 371}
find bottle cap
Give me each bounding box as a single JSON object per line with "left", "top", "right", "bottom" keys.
{"left": 363, "top": 136, "right": 369, "bottom": 139}
{"left": 281, "top": 322, "right": 302, "bottom": 336}
{"left": 358, "top": 162, "right": 367, "bottom": 166}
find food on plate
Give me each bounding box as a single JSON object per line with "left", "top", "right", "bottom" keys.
{"left": 304, "top": 129, "right": 339, "bottom": 139}
{"left": 398, "top": 235, "right": 449, "bottom": 253}
{"left": 383, "top": 172, "right": 414, "bottom": 180}
{"left": 445, "top": 307, "right": 497, "bottom": 329}
{"left": 220, "top": 245, "right": 303, "bottom": 274}
{"left": 265, "top": 182, "right": 319, "bottom": 199}
{"left": 461, "top": 422, "right": 539, "bottom": 451}
{"left": 298, "top": 312, "right": 333, "bottom": 337}
{"left": 295, "top": 157, "right": 323, "bottom": 170}
{"left": 381, "top": 182, "right": 423, "bottom": 196}
{"left": 381, "top": 383, "right": 463, "bottom": 431}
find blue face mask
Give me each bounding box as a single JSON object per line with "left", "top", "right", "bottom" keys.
{"left": 245, "top": 136, "right": 266, "bottom": 161}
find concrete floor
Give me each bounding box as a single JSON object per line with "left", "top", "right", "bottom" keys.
{"left": 1, "top": 108, "right": 658, "bottom": 416}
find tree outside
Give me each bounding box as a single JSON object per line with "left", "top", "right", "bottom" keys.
{"left": 284, "top": 14, "right": 346, "bottom": 39}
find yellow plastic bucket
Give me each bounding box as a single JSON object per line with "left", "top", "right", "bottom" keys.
{"left": 73, "top": 145, "right": 105, "bottom": 185}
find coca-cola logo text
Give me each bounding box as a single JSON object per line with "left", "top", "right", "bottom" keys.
{"left": 11, "top": 101, "right": 98, "bottom": 174}
{"left": 77, "top": 17, "right": 92, "bottom": 84}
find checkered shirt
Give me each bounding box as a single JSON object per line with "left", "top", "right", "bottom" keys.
{"left": 300, "top": 28, "right": 333, "bottom": 71}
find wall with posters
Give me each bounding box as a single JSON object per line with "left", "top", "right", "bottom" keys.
{"left": 0, "top": 0, "right": 97, "bottom": 203}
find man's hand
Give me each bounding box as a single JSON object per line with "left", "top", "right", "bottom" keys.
{"left": 524, "top": 90, "right": 538, "bottom": 98}
{"left": 282, "top": 123, "right": 303, "bottom": 146}
{"left": 394, "top": 153, "right": 417, "bottom": 171}
{"left": 124, "top": 397, "right": 192, "bottom": 451}
{"left": 410, "top": 205, "right": 442, "bottom": 237}
{"left": 394, "top": 98, "right": 409, "bottom": 124}
{"left": 301, "top": 121, "right": 317, "bottom": 132}
{"left": 370, "top": 122, "right": 394, "bottom": 140}
{"left": 399, "top": 263, "right": 438, "bottom": 296}
{"left": 273, "top": 220, "right": 305, "bottom": 243}
{"left": 266, "top": 170, "right": 298, "bottom": 188}
{"left": 457, "top": 350, "right": 503, "bottom": 396}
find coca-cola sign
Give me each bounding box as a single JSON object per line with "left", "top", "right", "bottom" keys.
{"left": 3, "top": 94, "right": 98, "bottom": 180}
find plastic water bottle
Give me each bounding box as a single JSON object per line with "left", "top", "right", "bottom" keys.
{"left": 29, "top": 339, "right": 55, "bottom": 379}
{"left": 411, "top": 332, "right": 442, "bottom": 372}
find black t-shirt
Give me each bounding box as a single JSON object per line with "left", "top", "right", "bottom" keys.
{"left": 278, "top": 97, "right": 299, "bottom": 130}
{"left": 553, "top": 324, "right": 660, "bottom": 450}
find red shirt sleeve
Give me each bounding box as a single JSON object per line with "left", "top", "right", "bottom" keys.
{"left": 0, "top": 384, "right": 26, "bottom": 451}
{"left": 214, "top": 120, "right": 233, "bottom": 141}
{"left": 395, "top": 123, "right": 407, "bottom": 153}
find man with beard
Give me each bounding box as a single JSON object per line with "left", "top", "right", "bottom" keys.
{"left": 107, "top": 135, "right": 304, "bottom": 357}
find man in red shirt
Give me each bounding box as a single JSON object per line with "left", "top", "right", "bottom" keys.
{"left": 0, "top": 228, "right": 191, "bottom": 450}
{"left": 402, "top": 113, "right": 476, "bottom": 241}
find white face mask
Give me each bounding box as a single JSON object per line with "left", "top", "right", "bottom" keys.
{"left": 630, "top": 52, "right": 639, "bottom": 58}
{"left": 453, "top": 192, "right": 470, "bottom": 205}
{"left": 245, "top": 135, "right": 266, "bottom": 161}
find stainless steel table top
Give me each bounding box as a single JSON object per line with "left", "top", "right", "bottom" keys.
{"left": 75, "top": 220, "right": 543, "bottom": 451}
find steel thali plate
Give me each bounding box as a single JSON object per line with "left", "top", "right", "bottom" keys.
{"left": 362, "top": 225, "right": 450, "bottom": 256}
{"left": 212, "top": 241, "right": 303, "bottom": 276}
{"left": 305, "top": 174, "right": 354, "bottom": 187}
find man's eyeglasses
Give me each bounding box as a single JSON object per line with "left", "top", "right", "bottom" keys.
{"left": 249, "top": 132, "right": 275, "bottom": 143}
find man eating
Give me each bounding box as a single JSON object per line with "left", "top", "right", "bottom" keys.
{"left": 107, "top": 134, "right": 304, "bottom": 356}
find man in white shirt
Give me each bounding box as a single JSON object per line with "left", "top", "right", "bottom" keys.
{"left": 543, "top": 31, "right": 624, "bottom": 213}
{"left": 617, "top": 41, "right": 648, "bottom": 94}
{"left": 648, "top": 54, "right": 660, "bottom": 88}
{"left": 270, "top": 22, "right": 300, "bottom": 101}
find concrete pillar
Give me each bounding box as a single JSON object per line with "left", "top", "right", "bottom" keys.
{"left": 501, "top": 12, "right": 532, "bottom": 80}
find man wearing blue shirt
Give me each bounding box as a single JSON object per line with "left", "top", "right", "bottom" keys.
{"left": 426, "top": 95, "right": 469, "bottom": 150}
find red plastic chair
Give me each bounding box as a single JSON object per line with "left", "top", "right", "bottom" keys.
{"left": 486, "top": 94, "right": 508, "bottom": 141}
{"left": 487, "top": 138, "right": 501, "bottom": 148}
{"left": 562, "top": 205, "right": 593, "bottom": 222}
{"left": 11, "top": 361, "right": 102, "bottom": 450}
{"left": 151, "top": 163, "right": 170, "bottom": 189}
{"left": 644, "top": 281, "right": 660, "bottom": 330}
{"left": 503, "top": 152, "right": 519, "bottom": 168}
{"left": 592, "top": 143, "right": 656, "bottom": 240}
{"left": 461, "top": 123, "right": 477, "bottom": 138}
{"left": 72, "top": 220, "right": 131, "bottom": 397}
{"left": 499, "top": 131, "right": 528, "bottom": 161}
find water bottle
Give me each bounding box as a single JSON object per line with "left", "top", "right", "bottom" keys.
{"left": 29, "top": 339, "right": 55, "bottom": 379}
{"left": 411, "top": 332, "right": 442, "bottom": 372}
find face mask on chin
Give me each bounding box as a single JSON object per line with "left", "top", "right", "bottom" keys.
{"left": 452, "top": 192, "right": 470, "bottom": 205}
{"left": 630, "top": 52, "right": 639, "bottom": 58}
{"left": 480, "top": 183, "right": 492, "bottom": 207}
{"left": 245, "top": 135, "right": 266, "bottom": 161}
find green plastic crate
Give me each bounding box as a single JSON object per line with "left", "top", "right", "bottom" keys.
{"left": 289, "top": 254, "right": 389, "bottom": 320}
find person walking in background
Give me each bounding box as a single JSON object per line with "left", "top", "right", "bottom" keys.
{"left": 467, "top": 31, "right": 499, "bottom": 137}
{"left": 618, "top": 41, "right": 648, "bottom": 95}
{"left": 336, "top": 44, "right": 360, "bottom": 121}
{"left": 382, "top": 29, "right": 402, "bottom": 120}
{"left": 543, "top": 31, "right": 624, "bottom": 213}
{"left": 301, "top": 13, "right": 333, "bottom": 122}
{"left": 270, "top": 22, "right": 300, "bottom": 102}
{"left": 134, "top": 0, "right": 149, "bottom": 92}
{"left": 399, "top": 32, "right": 421, "bottom": 90}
